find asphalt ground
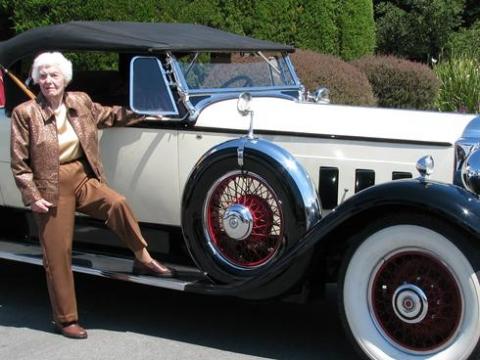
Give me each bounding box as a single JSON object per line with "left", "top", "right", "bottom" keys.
{"left": 0, "top": 260, "right": 359, "bottom": 360}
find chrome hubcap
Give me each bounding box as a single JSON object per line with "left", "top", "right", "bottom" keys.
{"left": 222, "top": 204, "right": 253, "bottom": 240}
{"left": 392, "top": 284, "right": 428, "bottom": 324}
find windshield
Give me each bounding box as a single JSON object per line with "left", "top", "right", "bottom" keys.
{"left": 175, "top": 52, "right": 297, "bottom": 91}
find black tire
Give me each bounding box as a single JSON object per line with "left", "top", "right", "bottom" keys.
{"left": 338, "top": 213, "right": 480, "bottom": 360}
{"left": 182, "top": 153, "right": 307, "bottom": 283}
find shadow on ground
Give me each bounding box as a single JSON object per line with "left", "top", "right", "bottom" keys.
{"left": 0, "top": 260, "right": 358, "bottom": 359}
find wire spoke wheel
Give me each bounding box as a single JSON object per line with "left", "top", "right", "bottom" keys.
{"left": 369, "top": 250, "right": 463, "bottom": 353}
{"left": 204, "top": 171, "right": 284, "bottom": 269}
{"left": 340, "top": 216, "right": 480, "bottom": 360}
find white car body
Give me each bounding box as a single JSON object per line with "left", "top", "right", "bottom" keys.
{"left": 0, "top": 99, "right": 475, "bottom": 225}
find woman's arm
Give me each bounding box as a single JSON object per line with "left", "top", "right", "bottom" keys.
{"left": 82, "top": 92, "right": 145, "bottom": 129}
{"left": 10, "top": 109, "right": 42, "bottom": 206}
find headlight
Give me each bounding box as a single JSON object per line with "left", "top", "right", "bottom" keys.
{"left": 461, "top": 148, "right": 480, "bottom": 194}
{"left": 455, "top": 137, "right": 478, "bottom": 189}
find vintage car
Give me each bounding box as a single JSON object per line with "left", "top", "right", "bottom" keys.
{"left": 1, "top": 21, "right": 480, "bottom": 359}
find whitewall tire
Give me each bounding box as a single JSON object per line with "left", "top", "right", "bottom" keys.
{"left": 339, "top": 215, "right": 480, "bottom": 360}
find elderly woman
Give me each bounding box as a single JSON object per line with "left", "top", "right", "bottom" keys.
{"left": 10, "top": 52, "right": 175, "bottom": 339}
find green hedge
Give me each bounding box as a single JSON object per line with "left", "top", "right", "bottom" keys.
{"left": 291, "top": 49, "right": 376, "bottom": 106}
{"left": 337, "top": 0, "right": 376, "bottom": 61}
{"left": 351, "top": 55, "right": 440, "bottom": 110}
{"left": 1, "top": 0, "right": 376, "bottom": 61}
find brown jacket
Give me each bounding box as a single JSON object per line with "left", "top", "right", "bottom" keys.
{"left": 11, "top": 91, "right": 143, "bottom": 206}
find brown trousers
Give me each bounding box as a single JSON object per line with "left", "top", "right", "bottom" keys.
{"left": 34, "top": 159, "right": 147, "bottom": 324}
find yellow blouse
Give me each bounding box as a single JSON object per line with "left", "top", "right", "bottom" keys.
{"left": 54, "top": 104, "right": 83, "bottom": 163}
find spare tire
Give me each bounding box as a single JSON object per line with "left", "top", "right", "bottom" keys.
{"left": 182, "top": 138, "right": 320, "bottom": 284}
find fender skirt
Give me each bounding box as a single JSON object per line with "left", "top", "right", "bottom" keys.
{"left": 188, "top": 179, "right": 480, "bottom": 295}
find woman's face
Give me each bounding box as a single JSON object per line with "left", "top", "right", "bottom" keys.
{"left": 37, "top": 65, "right": 67, "bottom": 100}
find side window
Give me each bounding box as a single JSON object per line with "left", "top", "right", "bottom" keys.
{"left": 130, "top": 56, "right": 179, "bottom": 116}
{"left": 0, "top": 69, "right": 5, "bottom": 108}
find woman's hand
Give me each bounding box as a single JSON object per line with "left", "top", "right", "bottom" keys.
{"left": 31, "top": 198, "right": 53, "bottom": 213}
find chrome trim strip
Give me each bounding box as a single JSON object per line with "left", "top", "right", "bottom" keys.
{"left": 237, "top": 137, "right": 246, "bottom": 167}
{"left": 186, "top": 85, "right": 300, "bottom": 96}
{"left": 191, "top": 126, "right": 453, "bottom": 147}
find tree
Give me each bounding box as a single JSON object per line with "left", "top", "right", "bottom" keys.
{"left": 296, "top": 0, "right": 338, "bottom": 54}
{"left": 464, "top": 0, "right": 480, "bottom": 27}
{"left": 375, "top": 0, "right": 464, "bottom": 62}
{"left": 337, "top": 0, "right": 376, "bottom": 61}
{"left": 0, "top": 0, "right": 16, "bottom": 41}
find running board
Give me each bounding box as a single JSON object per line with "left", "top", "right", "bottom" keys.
{"left": 0, "top": 239, "right": 209, "bottom": 291}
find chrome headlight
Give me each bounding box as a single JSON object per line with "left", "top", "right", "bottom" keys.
{"left": 455, "top": 137, "right": 478, "bottom": 189}
{"left": 461, "top": 148, "right": 480, "bottom": 194}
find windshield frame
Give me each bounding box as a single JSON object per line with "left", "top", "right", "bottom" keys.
{"left": 170, "top": 51, "right": 302, "bottom": 95}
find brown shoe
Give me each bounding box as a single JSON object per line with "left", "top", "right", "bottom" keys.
{"left": 54, "top": 321, "right": 88, "bottom": 339}
{"left": 132, "top": 259, "right": 176, "bottom": 278}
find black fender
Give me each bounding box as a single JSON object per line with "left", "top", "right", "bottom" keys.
{"left": 188, "top": 179, "right": 480, "bottom": 296}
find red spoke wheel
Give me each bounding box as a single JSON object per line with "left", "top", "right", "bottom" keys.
{"left": 182, "top": 142, "right": 318, "bottom": 286}
{"left": 339, "top": 215, "right": 480, "bottom": 360}
{"left": 204, "top": 171, "right": 284, "bottom": 269}
{"left": 370, "top": 250, "right": 462, "bottom": 353}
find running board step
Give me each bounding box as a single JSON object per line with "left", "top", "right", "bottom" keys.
{"left": 0, "top": 239, "right": 209, "bottom": 291}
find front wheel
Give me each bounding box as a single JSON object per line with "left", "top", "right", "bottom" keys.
{"left": 339, "top": 214, "right": 480, "bottom": 360}
{"left": 182, "top": 154, "right": 307, "bottom": 284}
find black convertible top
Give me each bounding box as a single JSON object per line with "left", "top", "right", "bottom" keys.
{"left": 0, "top": 21, "right": 294, "bottom": 67}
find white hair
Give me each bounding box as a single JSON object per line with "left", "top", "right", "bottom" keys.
{"left": 31, "top": 52, "right": 73, "bottom": 84}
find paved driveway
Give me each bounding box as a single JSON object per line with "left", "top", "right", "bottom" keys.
{"left": 0, "top": 260, "right": 358, "bottom": 360}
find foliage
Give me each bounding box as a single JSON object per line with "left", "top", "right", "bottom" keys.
{"left": 434, "top": 56, "right": 480, "bottom": 113}
{"left": 0, "top": 0, "right": 377, "bottom": 62}
{"left": 375, "top": 0, "right": 464, "bottom": 62}
{"left": 291, "top": 49, "right": 376, "bottom": 106}
{"left": 463, "top": 0, "right": 480, "bottom": 27}
{"left": 446, "top": 20, "right": 480, "bottom": 59}
{"left": 0, "top": 0, "right": 14, "bottom": 40}
{"left": 351, "top": 55, "right": 440, "bottom": 110}
{"left": 337, "top": 0, "right": 376, "bottom": 61}
{"left": 296, "top": 0, "right": 338, "bottom": 55}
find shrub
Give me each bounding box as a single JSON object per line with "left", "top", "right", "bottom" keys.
{"left": 434, "top": 57, "right": 480, "bottom": 113}
{"left": 290, "top": 49, "right": 376, "bottom": 106}
{"left": 351, "top": 55, "right": 440, "bottom": 110}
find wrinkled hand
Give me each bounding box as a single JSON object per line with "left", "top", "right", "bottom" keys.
{"left": 31, "top": 198, "right": 53, "bottom": 213}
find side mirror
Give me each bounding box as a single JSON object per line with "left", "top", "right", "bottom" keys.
{"left": 237, "top": 92, "right": 252, "bottom": 116}
{"left": 237, "top": 92, "right": 255, "bottom": 139}
{"left": 312, "top": 87, "right": 330, "bottom": 104}
{"left": 129, "top": 56, "right": 179, "bottom": 116}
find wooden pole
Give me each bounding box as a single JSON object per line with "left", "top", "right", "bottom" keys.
{"left": 0, "top": 65, "right": 36, "bottom": 100}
